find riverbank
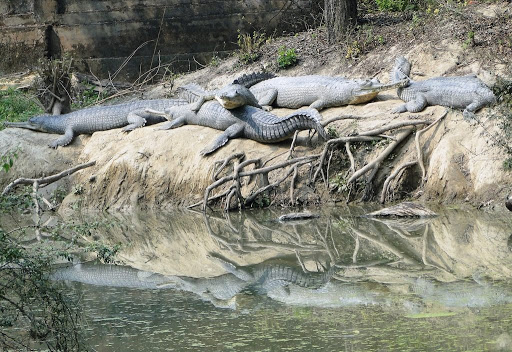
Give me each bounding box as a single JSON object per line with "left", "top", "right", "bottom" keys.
{"left": 1, "top": 1, "right": 511, "bottom": 212}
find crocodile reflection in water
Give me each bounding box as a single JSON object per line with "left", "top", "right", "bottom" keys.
{"left": 51, "top": 260, "right": 512, "bottom": 311}
{"left": 163, "top": 253, "right": 337, "bottom": 309}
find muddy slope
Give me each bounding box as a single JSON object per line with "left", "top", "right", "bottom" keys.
{"left": 1, "top": 2, "right": 511, "bottom": 211}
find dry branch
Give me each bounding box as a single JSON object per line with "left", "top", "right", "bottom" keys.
{"left": 358, "top": 119, "right": 430, "bottom": 136}
{"left": 321, "top": 114, "right": 363, "bottom": 127}
{"left": 2, "top": 161, "right": 96, "bottom": 196}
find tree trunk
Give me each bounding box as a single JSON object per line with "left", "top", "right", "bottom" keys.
{"left": 324, "top": 0, "right": 357, "bottom": 44}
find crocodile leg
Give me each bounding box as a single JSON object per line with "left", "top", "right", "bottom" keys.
{"left": 309, "top": 99, "right": 328, "bottom": 110}
{"left": 156, "top": 116, "right": 187, "bottom": 130}
{"left": 121, "top": 111, "right": 147, "bottom": 132}
{"left": 256, "top": 89, "right": 278, "bottom": 111}
{"left": 122, "top": 108, "right": 170, "bottom": 132}
{"left": 200, "top": 123, "right": 245, "bottom": 155}
{"left": 190, "top": 94, "right": 216, "bottom": 112}
{"left": 49, "top": 126, "right": 75, "bottom": 148}
{"left": 463, "top": 100, "right": 486, "bottom": 120}
{"left": 392, "top": 94, "right": 428, "bottom": 113}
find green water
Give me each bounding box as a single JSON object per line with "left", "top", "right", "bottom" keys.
{"left": 6, "top": 206, "right": 512, "bottom": 351}
{"left": 75, "top": 282, "right": 512, "bottom": 351}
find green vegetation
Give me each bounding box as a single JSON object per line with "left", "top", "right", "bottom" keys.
{"left": 0, "top": 88, "right": 43, "bottom": 127}
{"left": 71, "top": 84, "right": 106, "bottom": 109}
{"left": 375, "top": 0, "right": 416, "bottom": 12}
{"left": 277, "top": 46, "right": 298, "bottom": 69}
{"left": 0, "top": 230, "right": 85, "bottom": 351}
{"left": 237, "top": 30, "right": 267, "bottom": 64}
{"left": 462, "top": 30, "right": 475, "bottom": 49}
{"left": 1, "top": 148, "right": 19, "bottom": 173}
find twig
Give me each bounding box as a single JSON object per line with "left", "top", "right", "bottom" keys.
{"left": 32, "top": 181, "right": 41, "bottom": 241}
{"left": 358, "top": 120, "right": 430, "bottom": 136}
{"left": 288, "top": 131, "right": 299, "bottom": 159}
{"left": 2, "top": 161, "right": 96, "bottom": 196}
{"left": 244, "top": 161, "right": 308, "bottom": 206}
{"left": 345, "top": 142, "right": 355, "bottom": 175}
{"left": 380, "top": 161, "right": 418, "bottom": 203}
{"left": 313, "top": 136, "right": 379, "bottom": 183}
{"left": 150, "top": 7, "right": 167, "bottom": 72}
{"left": 212, "top": 153, "right": 245, "bottom": 181}
{"left": 289, "top": 164, "right": 299, "bottom": 205}
{"left": 326, "top": 149, "right": 334, "bottom": 189}
{"left": 321, "top": 114, "right": 363, "bottom": 127}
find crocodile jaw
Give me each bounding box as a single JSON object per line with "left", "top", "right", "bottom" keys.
{"left": 4, "top": 120, "right": 50, "bottom": 133}
{"left": 215, "top": 95, "right": 244, "bottom": 109}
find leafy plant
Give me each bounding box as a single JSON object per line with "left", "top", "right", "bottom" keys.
{"left": 237, "top": 30, "right": 267, "bottom": 64}
{"left": 462, "top": 31, "right": 475, "bottom": 49}
{"left": 71, "top": 84, "right": 104, "bottom": 109}
{"left": 84, "top": 241, "right": 122, "bottom": 264}
{"left": 0, "top": 186, "right": 33, "bottom": 213}
{"left": 327, "top": 126, "right": 339, "bottom": 138}
{"left": 277, "top": 46, "right": 298, "bottom": 69}
{"left": 375, "top": 0, "right": 415, "bottom": 12}
{"left": 0, "top": 230, "right": 85, "bottom": 351}
{"left": 1, "top": 148, "right": 19, "bottom": 173}
{"left": 503, "top": 157, "right": 512, "bottom": 171}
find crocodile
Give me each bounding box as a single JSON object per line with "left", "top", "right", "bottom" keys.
{"left": 390, "top": 56, "right": 496, "bottom": 119}
{"left": 156, "top": 100, "right": 329, "bottom": 155}
{"left": 4, "top": 99, "right": 187, "bottom": 148}
{"left": 243, "top": 75, "right": 410, "bottom": 111}
{"left": 178, "top": 72, "right": 275, "bottom": 110}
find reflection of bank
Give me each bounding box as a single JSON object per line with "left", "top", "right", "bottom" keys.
{"left": 56, "top": 207, "right": 512, "bottom": 310}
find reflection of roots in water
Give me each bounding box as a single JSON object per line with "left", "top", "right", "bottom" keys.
{"left": 200, "top": 209, "right": 461, "bottom": 285}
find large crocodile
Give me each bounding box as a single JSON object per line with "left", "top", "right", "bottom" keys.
{"left": 244, "top": 75, "right": 409, "bottom": 111}
{"left": 156, "top": 100, "right": 329, "bottom": 155}
{"left": 4, "top": 99, "right": 187, "bottom": 148}
{"left": 391, "top": 56, "right": 496, "bottom": 119}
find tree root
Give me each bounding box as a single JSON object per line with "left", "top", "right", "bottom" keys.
{"left": 196, "top": 111, "right": 446, "bottom": 210}
{"left": 380, "top": 161, "right": 418, "bottom": 204}
{"left": 2, "top": 160, "right": 96, "bottom": 196}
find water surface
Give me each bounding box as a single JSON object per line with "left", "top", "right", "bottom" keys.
{"left": 11, "top": 206, "right": 512, "bottom": 350}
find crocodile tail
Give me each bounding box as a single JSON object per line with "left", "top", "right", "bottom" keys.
{"left": 176, "top": 83, "right": 208, "bottom": 103}
{"left": 391, "top": 56, "right": 411, "bottom": 83}
{"left": 233, "top": 72, "right": 276, "bottom": 88}
{"left": 301, "top": 108, "right": 329, "bottom": 141}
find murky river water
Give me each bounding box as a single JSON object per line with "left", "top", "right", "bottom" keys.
{"left": 6, "top": 206, "right": 512, "bottom": 350}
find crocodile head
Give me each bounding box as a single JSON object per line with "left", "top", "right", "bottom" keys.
{"left": 391, "top": 56, "right": 412, "bottom": 82}
{"left": 3, "top": 115, "right": 55, "bottom": 133}
{"left": 349, "top": 78, "right": 409, "bottom": 104}
{"left": 215, "top": 84, "right": 257, "bottom": 109}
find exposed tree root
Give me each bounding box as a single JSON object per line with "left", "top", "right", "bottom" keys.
{"left": 380, "top": 161, "right": 418, "bottom": 203}
{"left": 2, "top": 160, "right": 96, "bottom": 196}
{"left": 194, "top": 111, "right": 447, "bottom": 211}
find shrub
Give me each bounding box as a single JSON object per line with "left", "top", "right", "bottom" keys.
{"left": 237, "top": 31, "right": 267, "bottom": 64}
{"left": 277, "top": 46, "right": 298, "bottom": 69}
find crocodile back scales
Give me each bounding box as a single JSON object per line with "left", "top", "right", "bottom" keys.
{"left": 29, "top": 99, "right": 187, "bottom": 134}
